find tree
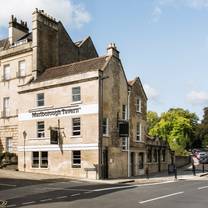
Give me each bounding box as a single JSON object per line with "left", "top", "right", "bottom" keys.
{"left": 148, "top": 108, "right": 198, "bottom": 155}
{"left": 147, "top": 111, "right": 159, "bottom": 133}
{"left": 195, "top": 107, "right": 208, "bottom": 148}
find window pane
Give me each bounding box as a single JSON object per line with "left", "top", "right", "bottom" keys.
{"left": 72, "top": 151, "right": 81, "bottom": 167}
{"left": 32, "top": 152, "right": 39, "bottom": 168}
{"left": 19, "top": 60, "right": 26, "bottom": 77}
{"left": 72, "top": 118, "right": 80, "bottom": 136}
{"left": 72, "top": 87, "right": 81, "bottom": 102}
{"left": 37, "top": 93, "right": 44, "bottom": 107}
{"left": 37, "top": 121, "right": 45, "bottom": 138}
{"left": 41, "top": 152, "right": 48, "bottom": 168}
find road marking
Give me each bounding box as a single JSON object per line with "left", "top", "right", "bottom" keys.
{"left": 0, "top": 200, "right": 7, "bottom": 207}
{"left": 6, "top": 205, "right": 16, "bottom": 208}
{"left": 56, "top": 196, "right": 67, "bottom": 199}
{"left": 70, "top": 193, "right": 81, "bottom": 197}
{"left": 139, "top": 191, "right": 184, "bottom": 204}
{"left": 0, "top": 183, "right": 16, "bottom": 187}
{"left": 22, "top": 201, "right": 35, "bottom": 205}
{"left": 41, "top": 187, "right": 90, "bottom": 192}
{"left": 93, "top": 181, "right": 175, "bottom": 192}
{"left": 84, "top": 191, "right": 93, "bottom": 194}
{"left": 198, "top": 186, "right": 208, "bottom": 190}
{"left": 40, "top": 198, "right": 52, "bottom": 202}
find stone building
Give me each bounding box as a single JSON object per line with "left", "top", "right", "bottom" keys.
{"left": 0, "top": 10, "right": 171, "bottom": 179}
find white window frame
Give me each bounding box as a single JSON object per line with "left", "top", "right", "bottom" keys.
{"left": 3, "top": 65, "right": 10, "bottom": 80}
{"left": 103, "top": 117, "right": 109, "bottom": 136}
{"left": 36, "top": 93, "right": 44, "bottom": 107}
{"left": 121, "top": 137, "right": 128, "bottom": 151}
{"left": 3, "top": 97, "right": 10, "bottom": 117}
{"left": 136, "top": 122, "right": 142, "bottom": 142}
{"left": 32, "top": 151, "right": 48, "bottom": 168}
{"left": 37, "top": 121, "right": 45, "bottom": 138}
{"left": 136, "top": 97, "right": 142, "bottom": 113}
{"left": 6, "top": 137, "right": 13, "bottom": 153}
{"left": 72, "top": 86, "right": 81, "bottom": 102}
{"left": 18, "top": 60, "right": 26, "bottom": 77}
{"left": 72, "top": 150, "right": 81, "bottom": 167}
{"left": 72, "top": 117, "right": 81, "bottom": 136}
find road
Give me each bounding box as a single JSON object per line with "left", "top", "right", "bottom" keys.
{"left": 0, "top": 176, "right": 208, "bottom": 208}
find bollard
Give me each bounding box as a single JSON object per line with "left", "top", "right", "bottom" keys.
{"left": 174, "top": 165, "right": 177, "bottom": 180}
{"left": 202, "top": 163, "right": 205, "bottom": 173}
{"left": 192, "top": 164, "right": 196, "bottom": 176}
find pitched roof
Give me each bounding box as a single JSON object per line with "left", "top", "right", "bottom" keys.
{"left": 35, "top": 56, "right": 109, "bottom": 83}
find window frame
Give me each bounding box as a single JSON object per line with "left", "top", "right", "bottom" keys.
{"left": 36, "top": 93, "right": 45, "bottom": 107}
{"left": 72, "top": 86, "right": 81, "bottom": 102}
{"left": 32, "top": 151, "right": 48, "bottom": 168}
{"left": 136, "top": 97, "right": 142, "bottom": 113}
{"left": 72, "top": 150, "right": 81, "bottom": 168}
{"left": 18, "top": 60, "right": 26, "bottom": 77}
{"left": 3, "top": 97, "right": 10, "bottom": 117}
{"left": 122, "top": 105, "right": 127, "bottom": 120}
{"left": 103, "top": 117, "right": 109, "bottom": 136}
{"left": 72, "top": 117, "right": 81, "bottom": 136}
{"left": 37, "top": 121, "right": 45, "bottom": 138}
{"left": 121, "top": 137, "right": 128, "bottom": 151}
{"left": 3, "top": 64, "right": 10, "bottom": 80}
{"left": 136, "top": 122, "right": 141, "bottom": 142}
{"left": 5, "top": 137, "right": 13, "bottom": 153}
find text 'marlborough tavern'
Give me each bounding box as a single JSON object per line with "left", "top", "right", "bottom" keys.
{"left": 0, "top": 9, "right": 171, "bottom": 179}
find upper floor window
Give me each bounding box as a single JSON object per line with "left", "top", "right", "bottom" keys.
{"left": 122, "top": 105, "right": 127, "bottom": 120}
{"left": 72, "top": 118, "right": 81, "bottom": 136}
{"left": 2, "top": 97, "right": 10, "bottom": 117}
{"left": 3, "top": 65, "right": 10, "bottom": 80}
{"left": 72, "top": 87, "right": 81, "bottom": 102}
{"left": 103, "top": 118, "right": 109, "bottom": 136}
{"left": 121, "top": 137, "right": 128, "bottom": 150}
{"left": 136, "top": 97, "right": 141, "bottom": 112}
{"left": 18, "top": 60, "right": 26, "bottom": 77}
{"left": 37, "top": 121, "right": 45, "bottom": 138}
{"left": 6, "top": 137, "right": 13, "bottom": 153}
{"left": 136, "top": 122, "right": 141, "bottom": 142}
{"left": 37, "top": 93, "right": 44, "bottom": 107}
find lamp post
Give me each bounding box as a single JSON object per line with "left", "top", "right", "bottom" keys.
{"left": 23, "top": 131, "right": 27, "bottom": 171}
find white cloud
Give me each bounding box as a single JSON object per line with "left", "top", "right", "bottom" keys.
{"left": 152, "top": 6, "right": 162, "bottom": 22}
{"left": 144, "top": 84, "right": 160, "bottom": 101}
{"left": 0, "top": 0, "right": 91, "bottom": 30}
{"left": 187, "top": 90, "right": 208, "bottom": 105}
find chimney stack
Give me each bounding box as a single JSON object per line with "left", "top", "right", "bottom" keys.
{"left": 107, "top": 43, "right": 119, "bottom": 58}
{"left": 9, "top": 15, "right": 29, "bottom": 45}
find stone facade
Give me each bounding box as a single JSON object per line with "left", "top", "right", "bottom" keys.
{"left": 0, "top": 10, "right": 171, "bottom": 179}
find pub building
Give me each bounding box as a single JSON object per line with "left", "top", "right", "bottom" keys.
{"left": 0, "top": 10, "right": 171, "bottom": 179}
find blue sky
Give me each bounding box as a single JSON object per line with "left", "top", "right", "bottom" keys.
{"left": 1, "top": 0, "right": 208, "bottom": 119}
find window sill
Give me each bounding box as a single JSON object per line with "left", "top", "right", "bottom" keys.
{"left": 103, "top": 134, "right": 110, "bottom": 138}
{"left": 135, "top": 141, "right": 144, "bottom": 144}
{"left": 31, "top": 167, "right": 49, "bottom": 169}
{"left": 70, "top": 101, "right": 82, "bottom": 106}
{"left": 28, "top": 137, "right": 49, "bottom": 140}
{"left": 70, "top": 135, "right": 82, "bottom": 139}
{"left": 72, "top": 165, "right": 81, "bottom": 168}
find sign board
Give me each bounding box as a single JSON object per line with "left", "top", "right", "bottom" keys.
{"left": 119, "top": 121, "right": 129, "bottom": 137}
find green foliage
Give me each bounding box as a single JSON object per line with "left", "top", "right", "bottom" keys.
{"left": 148, "top": 108, "right": 199, "bottom": 155}
{"left": 147, "top": 111, "right": 159, "bottom": 132}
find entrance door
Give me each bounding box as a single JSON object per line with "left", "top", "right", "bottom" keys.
{"left": 103, "top": 149, "right": 108, "bottom": 179}
{"left": 131, "top": 152, "right": 135, "bottom": 176}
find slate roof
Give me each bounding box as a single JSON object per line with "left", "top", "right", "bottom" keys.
{"left": 35, "top": 56, "right": 109, "bottom": 83}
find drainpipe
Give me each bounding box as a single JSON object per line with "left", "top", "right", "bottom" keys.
{"left": 127, "top": 88, "right": 131, "bottom": 177}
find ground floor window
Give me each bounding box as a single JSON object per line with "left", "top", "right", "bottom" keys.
{"left": 32, "top": 151, "right": 48, "bottom": 168}
{"left": 138, "top": 152, "right": 144, "bottom": 169}
{"left": 72, "top": 150, "right": 81, "bottom": 168}
{"left": 5, "top": 137, "right": 13, "bottom": 153}
{"left": 121, "top": 137, "right": 128, "bottom": 150}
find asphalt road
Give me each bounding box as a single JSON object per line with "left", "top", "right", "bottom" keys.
{"left": 0, "top": 177, "right": 208, "bottom": 208}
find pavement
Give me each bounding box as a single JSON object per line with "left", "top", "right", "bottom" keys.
{"left": 0, "top": 163, "right": 208, "bottom": 185}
